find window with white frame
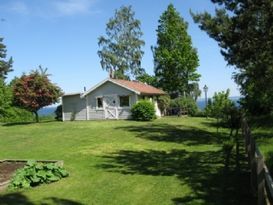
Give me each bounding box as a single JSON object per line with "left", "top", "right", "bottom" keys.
{"left": 119, "top": 96, "right": 130, "bottom": 107}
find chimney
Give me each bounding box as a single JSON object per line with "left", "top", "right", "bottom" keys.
{"left": 84, "top": 87, "right": 86, "bottom": 92}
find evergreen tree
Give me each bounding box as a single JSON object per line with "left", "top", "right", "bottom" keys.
{"left": 192, "top": 0, "right": 273, "bottom": 115}
{"left": 0, "top": 37, "right": 13, "bottom": 79}
{"left": 98, "top": 6, "right": 145, "bottom": 79}
{"left": 153, "top": 4, "right": 200, "bottom": 98}
{"left": 0, "top": 78, "right": 12, "bottom": 118}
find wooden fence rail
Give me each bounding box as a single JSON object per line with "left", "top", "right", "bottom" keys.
{"left": 242, "top": 118, "right": 273, "bottom": 205}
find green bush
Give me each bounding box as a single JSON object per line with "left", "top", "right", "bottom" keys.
{"left": 131, "top": 100, "right": 156, "bottom": 121}
{"left": 0, "top": 106, "right": 34, "bottom": 123}
{"left": 193, "top": 110, "right": 206, "bottom": 117}
{"left": 9, "top": 160, "right": 69, "bottom": 190}
{"left": 55, "top": 105, "right": 63, "bottom": 121}
{"left": 157, "top": 95, "right": 170, "bottom": 116}
{"left": 170, "top": 97, "right": 198, "bottom": 116}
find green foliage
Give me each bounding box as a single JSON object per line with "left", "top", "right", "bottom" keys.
{"left": 222, "top": 139, "right": 234, "bottom": 154}
{"left": 192, "top": 0, "right": 273, "bottom": 115}
{"left": 98, "top": 6, "right": 145, "bottom": 79}
{"left": 0, "top": 78, "right": 12, "bottom": 119}
{"left": 0, "top": 37, "right": 13, "bottom": 79}
{"left": 153, "top": 4, "right": 200, "bottom": 98}
{"left": 0, "top": 66, "right": 33, "bottom": 123}
{"left": 136, "top": 72, "right": 158, "bottom": 87}
{"left": 55, "top": 105, "right": 62, "bottom": 121}
{"left": 13, "top": 66, "right": 63, "bottom": 122}
{"left": 131, "top": 100, "right": 156, "bottom": 121}
{"left": 9, "top": 160, "right": 68, "bottom": 190}
{"left": 1, "top": 106, "right": 33, "bottom": 123}
{"left": 157, "top": 95, "right": 170, "bottom": 116}
{"left": 170, "top": 97, "right": 198, "bottom": 116}
{"left": 205, "top": 89, "right": 234, "bottom": 123}
{"left": 189, "top": 82, "right": 201, "bottom": 102}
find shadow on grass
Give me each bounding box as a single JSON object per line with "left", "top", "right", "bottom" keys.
{"left": 99, "top": 148, "right": 254, "bottom": 205}
{"left": 0, "top": 193, "right": 83, "bottom": 205}
{"left": 2, "top": 120, "right": 57, "bottom": 127}
{"left": 98, "top": 123, "right": 255, "bottom": 205}
{"left": 115, "top": 123, "right": 228, "bottom": 146}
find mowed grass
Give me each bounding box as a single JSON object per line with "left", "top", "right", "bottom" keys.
{"left": 0, "top": 117, "right": 253, "bottom": 205}
{"left": 250, "top": 116, "right": 273, "bottom": 170}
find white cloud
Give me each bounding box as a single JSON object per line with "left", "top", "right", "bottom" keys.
{"left": 8, "top": 1, "right": 29, "bottom": 14}
{"left": 53, "top": 0, "right": 97, "bottom": 16}
{"left": 1, "top": 0, "right": 100, "bottom": 18}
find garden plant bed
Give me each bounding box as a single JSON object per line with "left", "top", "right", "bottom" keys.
{"left": 0, "top": 159, "right": 63, "bottom": 191}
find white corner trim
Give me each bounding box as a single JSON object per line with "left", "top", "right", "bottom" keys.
{"left": 61, "top": 96, "right": 65, "bottom": 121}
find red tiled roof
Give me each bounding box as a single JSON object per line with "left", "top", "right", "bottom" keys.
{"left": 111, "top": 79, "right": 165, "bottom": 95}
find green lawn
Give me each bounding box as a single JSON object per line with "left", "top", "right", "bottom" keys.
{"left": 0, "top": 117, "right": 254, "bottom": 205}
{"left": 250, "top": 116, "right": 273, "bottom": 171}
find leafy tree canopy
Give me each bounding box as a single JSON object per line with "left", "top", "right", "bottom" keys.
{"left": 205, "top": 89, "right": 234, "bottom": 124}
{"left": 153, "top": 4, "right": 200, "bottom": 98}
{"left": 136, "top": 72, "right": 158, "bottom": 88}
{"left": 98, "top": 5, "right": 145, "bottom": 80}
{"left": 192, "top": 0, "right": 273, "bottom": 115}
{"left": 189, "top": 82, "right": 202, "bottom": 102}
{"left": 13, "top": 66, "right": 63, "bottom": 122}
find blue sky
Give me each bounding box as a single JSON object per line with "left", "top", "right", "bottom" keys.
{"left": 0, "top": 0, "right": 240, "bottom": 98}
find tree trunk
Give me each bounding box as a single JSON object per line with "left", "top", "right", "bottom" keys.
{"left": 34, "top": 111, "right": 39, "bottom": 123}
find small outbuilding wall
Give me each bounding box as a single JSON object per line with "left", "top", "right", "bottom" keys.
{"left": 62, "top": 78, "right": 164, "bottom": 121}
{"left": 86, "top": 81, "right": 137, "bottom": 120}
{"left": 62, "top": 94, "right": 86, "bottom": 121}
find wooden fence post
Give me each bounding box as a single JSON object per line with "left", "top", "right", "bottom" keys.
{"left": 241, "top": 117, "right": 273, "bottom": 204}
{"left": 257, "top": 155, "right": 265, "bottom": 205}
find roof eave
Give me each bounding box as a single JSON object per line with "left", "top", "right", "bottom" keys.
{"left": 140, "top": 92, "right": 166, "bottom": 96}
{"left": 62, "top": 92, "right": 82, "bottom": 97}
{"left": 81, "top": 78, "right": 141, "bottom": 98}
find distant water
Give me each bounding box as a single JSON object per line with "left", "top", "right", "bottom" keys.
{"left": 38, "top": 107, "right": 56, "bottom": 116}
{"left": 197, "top": 96, "right": 241, "bottom": 110}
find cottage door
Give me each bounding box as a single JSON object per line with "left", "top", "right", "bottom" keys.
{"left": 103, "top": 95, "right": 118, "bottom": 119}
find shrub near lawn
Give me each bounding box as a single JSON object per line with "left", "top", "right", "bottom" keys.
{"left": 170, "top": 97, "right": 198, "bottom": 116}
{"left": 131, "top": 100, "right": 156, "bottom": 121}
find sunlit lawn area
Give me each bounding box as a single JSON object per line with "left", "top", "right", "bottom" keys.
{"left": 0, "top": 117, "right": 254, "bottom": 205}
{"left": 250, "top": 116, "right": 273, "bottom": 171}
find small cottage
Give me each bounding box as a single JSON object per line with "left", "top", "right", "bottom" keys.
{"left": 62, "top": 78, "right": 165, "bottom": 121}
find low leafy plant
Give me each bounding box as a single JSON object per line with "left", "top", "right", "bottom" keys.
{"left": 131, "top": 100, "right": 156, "bottom": 121}
{"left": 9, "top": 160, "right": 69, "bottom": 190}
